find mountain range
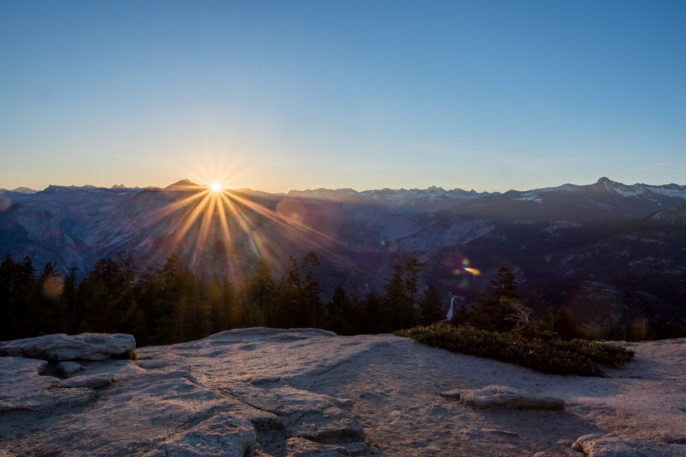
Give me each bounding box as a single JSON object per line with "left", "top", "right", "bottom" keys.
{"left": 1, "top": 177, "right": 685, "bottom": 333}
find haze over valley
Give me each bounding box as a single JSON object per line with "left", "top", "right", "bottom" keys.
{"left": 2, "top": 177, "right": 685, "bottom": 339}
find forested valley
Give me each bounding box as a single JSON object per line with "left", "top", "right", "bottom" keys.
{"left": 1, "top": 252, "right": 681, "bottom": 346}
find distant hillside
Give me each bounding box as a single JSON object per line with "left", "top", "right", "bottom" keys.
{"left": 1, "top": 177, "right": 685, "bottom": 333}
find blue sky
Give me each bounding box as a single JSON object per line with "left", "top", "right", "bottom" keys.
{"left": 1, "top": 0, "right": 684, "bottom": 192}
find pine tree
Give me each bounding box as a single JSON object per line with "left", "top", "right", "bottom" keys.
{"left": 469, "top": 294, "right": 503, "bottom": 331}
{"left": 60, "top": 266, "right": 78, "bottom": 333}
{"left": 383, "top": 262, "right": 413, "bottom": 331}
{"left": 361, "top": 289, "right": 383, "bottom": 334}
{"left": 468, "top": 265, "right": 522, "bottom": 332}
{"left": 301, "top": 251, "right": 322, "bottom": 328}
{"left": 450, "top": 304, "right": 470, "bottom": 327}
{"left": 207, "top": 275, "right": 233, "bottom": 333}
{"left": 491, "top": 265, "right": 518, "bottom": 300}
{"left": 78, "top": 255, "right": 136, "bottom": 334}
{"left": 240, "top": 258, "right": 273, "bottom": 327}
{"left": 404, "top": 256, "right": 422, "bottom": 309}
{"left": 158, "top": 254, "right": 204, "bottom": 342}
{"left": 418, "top": 285, "right": 444, "bottom": 325}
{"left": 0, "top": 255, "right": 37, "bottom": 339}
{"left": 274, "top": 256, "right": 302, "bottom": 327}
{"left": 221, "top": 278, "right": 238, "bottom": 330}
{"left": 326, "top": 284, "right": 348, "bottom": 333}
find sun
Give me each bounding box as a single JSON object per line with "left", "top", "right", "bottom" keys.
{"left": 144, "top": 167, "right": 356, "bottom": 285}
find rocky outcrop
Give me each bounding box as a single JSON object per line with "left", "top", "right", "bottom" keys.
{"left": 572, "top": 433, "right": 683, "bottom": 457}
{"left": 1, "top": 330, "right": 685, "bottom": 456}
{"left": 0, "top": 333, "right": 135, "bottom": 361}
{"left": 448, "top": 385, "right": 566, "bottom": 410}
{"left": 0, "top": 356, "right": 96, "bottom": 413}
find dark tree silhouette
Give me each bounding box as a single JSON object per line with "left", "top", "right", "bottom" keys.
{"left": 418, "top": 285, "right": 444, "bottom": 325}
{"left": 491, "top": 265, "right": 518, "bottom": 300}
{"left": 326, "top": 284, "right": 348, "bottom": 333}
{"left": 301, "top": 251, "right": 322, "bottom": 328}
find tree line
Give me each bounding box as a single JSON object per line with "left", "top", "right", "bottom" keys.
{"left": 2, "top": 253, "right": 681, "bottom": 345}
{"left": 446, "top": 264, "right": 591, "bottom": 340}
{"left": 446, "top": 264, "right": 686, "bottom": 341}
{"left": 0, "top": 252, "right": 445, "bottom": 345}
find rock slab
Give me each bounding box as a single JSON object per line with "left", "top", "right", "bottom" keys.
{"left": 572, "top": 433, "right": 683, "bottom": 457}
{"left": 2, "top": 330, "right": 685, "bottom": 456}
{"left": 0, "top": 333, "right": 135, "bottom": 361}
{"left": 458, "top": 385, "right": 565, "bottom": 410}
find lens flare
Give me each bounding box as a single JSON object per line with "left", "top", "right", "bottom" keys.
{"left": 210, "top": 183, "right": 222, "bottom": 193}
{"left": 43, "top": 275, "right": 64, "bottom": 299}
{"left": 442, "top": 252, "right": 481, "bottom": 278}
{"left": 276, "top": 198, "right": 308, "bottom": 223}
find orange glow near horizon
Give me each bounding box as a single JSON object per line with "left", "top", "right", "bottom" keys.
{"left": 135, "top": 173, "right": 367, "bottom": 283}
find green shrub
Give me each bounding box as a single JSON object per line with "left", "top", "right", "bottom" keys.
{"left": 395, "top": 323, "right": 634, "bottom": 377}
{"left": 550, "top": 339, "right": 633, "bottom": 368}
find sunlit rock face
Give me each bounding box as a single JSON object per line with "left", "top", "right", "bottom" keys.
{"left": 1, "top": 329, "right": 685, "bottom": 456}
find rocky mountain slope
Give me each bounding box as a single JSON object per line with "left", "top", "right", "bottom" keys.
{"left": 1, "top": 329, "right": 685, "bottom": 456}
{"left": 1, "top": 178, "right": 685, "bottom": 332}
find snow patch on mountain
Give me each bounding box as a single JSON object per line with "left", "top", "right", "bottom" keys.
{"left": 645, "top": 185, "right": 686, "bottom": 199}
{"left": 360, "top": 186, "right": 481, "bottom": 203}
{"left": 287, "top": 188, "right": 359, "bottom": 200}
{"left": 508, "top": 178, "right": 686, "bottom": 203}
{"left": 515, "top": 193, "right": 542, "bottom": 203}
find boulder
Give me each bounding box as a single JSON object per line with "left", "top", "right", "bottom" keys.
{"left": 0, "top": 333, "right": 135, "bottom": 361}
{"left": 572, "top": 433, "right": 684, "bottom": 457}
{"left": 458, "top": 385, "right": 565, "bottom": 410}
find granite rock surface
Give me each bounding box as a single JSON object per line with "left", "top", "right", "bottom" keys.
{"left": 1, "top": 329, "right": 685, "bottom": 456}
{"left": 0, "top": 333, "right": 135, "bottom": 361}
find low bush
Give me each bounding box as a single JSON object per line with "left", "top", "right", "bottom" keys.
{"left": 395, "top": 323, "right": 634, "bottom": 377}
{"left": 550, "top": 338, "right": 633, "bottom": 368}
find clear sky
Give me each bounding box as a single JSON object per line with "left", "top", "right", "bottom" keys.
{"left": 1, "top": 0, "right": 685, "bottom": 192}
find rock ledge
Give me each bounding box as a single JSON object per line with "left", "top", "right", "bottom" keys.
{"left": 444, "top": 385, "right": 565, "bottom": 410}
{"left": 0, "top": 333, "right": 135, "bottom": 361}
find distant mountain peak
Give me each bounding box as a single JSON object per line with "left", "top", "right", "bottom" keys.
{"left": 166, "top": 179, "right": 201, "bottom": 190}
{"left": 11, "top": 187, "right": 38, "bottom": 194}
{"left": 590, "top": 177, "right": 627, "bottom": 194}
{"left": 594, "top": 177, "right": 619, "bottom": 189}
